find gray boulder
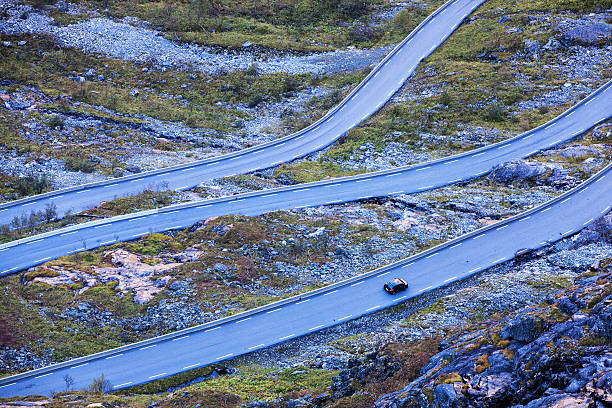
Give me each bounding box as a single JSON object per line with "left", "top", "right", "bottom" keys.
{"left": 543, "top": 37, "right": 562, "bottom": 51}
{"left": 560, "top": 22, "right": 611, "bottom": 46}
{"left": 501, "top": 311, "right": 546, "bottom": 342}
{"left": 213, "top": 263, "right": 230, "bottom": 273}
{"left": 571, "top": 214, "right": 612, "bottom": 248}
{"left": 592, "top": 301, "right": 612, "bottom": 340}
{"left": 244, "top": 402, "right": 269, "bottom": 408}
{"left": 558, "top": 297, "right": 578, "bottom": 315}
{"left": 524, "top": 39, "right": 541, "bottom": 55}
{"left": 489, "top": 160, "right": 573, "bottom": 186}
{"left": 524, "top": 393, "right": 591, "bottom": 408}
{"left": 433, "top": 384, "right": 461, "bottom": 408}
{"left": 542, "top": 144, "right": 603, "bottom": 158}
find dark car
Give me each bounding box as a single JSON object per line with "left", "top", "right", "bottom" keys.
{"left": 384, "top": 278, "right": 408, "bottom": 294}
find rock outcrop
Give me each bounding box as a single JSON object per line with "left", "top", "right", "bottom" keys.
{"left": 560, "top": 22, "right": 612, "bottom": 46}
{"left": 488, "top": 160, "right": 575, "bottom": 187}
{"left": 374, "top": 262, "right": 612, "bottom": 408}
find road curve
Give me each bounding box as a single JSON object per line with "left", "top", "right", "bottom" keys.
{"left": 0, "top": 0, "right": 488, "bottom": 226}
{"left": 1, "top": 159, "right": 610, "bottom": 397}
{"left": 0, "top": 80, "right": 610, "bottom": 276}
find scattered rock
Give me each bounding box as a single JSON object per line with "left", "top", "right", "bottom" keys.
{"left": 543, "top": 37, "right": 562, "bottom": 52}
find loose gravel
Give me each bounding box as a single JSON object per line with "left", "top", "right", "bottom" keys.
{"left": 0, "top": 0, "right": 394, "bottom": 75}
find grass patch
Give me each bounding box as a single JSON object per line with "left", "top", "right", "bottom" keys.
{"left": 189, "top": 365, "right": 337, "bottom": 402}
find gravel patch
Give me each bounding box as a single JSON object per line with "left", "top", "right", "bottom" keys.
{"left": 0, "top": 1, "right": 394, "bottom": 75}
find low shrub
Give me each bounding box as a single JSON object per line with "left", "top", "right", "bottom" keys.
{"left": 47, "top": 115, "right": 65, "bottom": 129}
{"left": 24, "top": 268, "right": 60, "bottom": 280}
{"left": 64, "top": 156, "right": 96, "bottom": 173}
{"left": 484, "top": 103, "right": 505, "bottom": 122}
{"left": 13, "top": 173, "right": 51, "bottom": 196}
{"left": 89, "top": 373, "right": 112, "bottom": 394}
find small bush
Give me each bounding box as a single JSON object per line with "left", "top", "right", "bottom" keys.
{"left": 31, "top": 0, "right": 54, "bottom": 9}
{"left": 89, "top": 373, "right": 112, "bottom": 394}
{"left": 14, "top": 173, "right": 51, "bottom": 196}
{"left": 337, "top": 0, "right": 367, "bottom": 18}
{"left": 440, "top": 90, "right": 452, "bottom": 107}
{"left": 247, "top": 93, "right": 265, "bottom": 108}
{"left": 502, "top": 88, "right": 524, "bottom": 105}
{"left": 24, "top": 268, "right": 60, "bottom": 280}
{"left": 246, "top": 63, "right": 258, "bottom": 76}
{"left": 281, "top": 77, "right": 300, "bottom": 95}
{"left": 47, "top": 115, "right": 65, "bottom": 129}
{"left": 519, "top": 115, "right": 531, "bottom": 131}
{"left": 64, "top": 156, "right": 96, "bottom": 173}
{"left": 484, "top": 103, "right": 505, "bottom": 122}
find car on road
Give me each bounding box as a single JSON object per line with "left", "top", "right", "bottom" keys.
{"left": 384, "top": 278, "right": 408, "bottom": 294}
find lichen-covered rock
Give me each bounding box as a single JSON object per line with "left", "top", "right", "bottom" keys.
{"left": 500, "top": 311, "right": 546, "bottom": 342}
{"left": 374, "top": 265, "right": 612, "bottom": 408}
{"left": 524, "top": 39, "right": 541, "bottom": 55}
{"left": 560, "top": 22, "right": 612, "bottom": 46}
{"left": 433, "top": 384, "right": 461, "bottom": 408}
{"left": 571, "top": 214, "right": 612, "bottom": 248}
{"left": 488, "top": 160, "right": 574, "bottom": 187}
{"left": 542, "top": 144, "right": 605, "bottom": 158}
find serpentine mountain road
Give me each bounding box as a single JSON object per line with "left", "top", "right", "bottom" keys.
{"left": 0, "top": 80, "right": 610, "bottom": 276}
{"left": 0, "top": 0, "right": 487, "bottom": 226}
{"left": 1, "top": 160, "right": 610, "bottom": 397}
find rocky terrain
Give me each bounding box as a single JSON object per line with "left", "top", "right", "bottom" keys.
{"left": 0, "top": 0, "right": 394, "bottom": 75}
{"left": 373, "top": 263, "right": 612, "bottom": 408}
{"left": 0, "top": 0, "right": 611, "bottom": 407}
{"left": 1, "top": 215, "right": 610, "bottom": 407}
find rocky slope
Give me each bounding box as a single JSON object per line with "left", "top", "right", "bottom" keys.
{"left": 373, "top": 262, "right": 612, "bottom": 408}
{"left": 1, "top": 218, "right": 610, "bottom": 407}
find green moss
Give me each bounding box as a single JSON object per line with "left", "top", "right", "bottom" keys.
{"left": 273, "top": 161, "right": 364, "bottom": 184}
{"left": 502, "top": 348, "right": 515, "bottom": 360}
{"left": 329, "top": 333, "right": 368, "bottom": 354}
{"left": 473, "top": 353, "right": 491, "bottom": 374}
{"left": 525, "top": 276, "right": 573, "bottom": 291}
{"left": 189, "top": 365, "right": 337, "bottom": 402}
{"left": 126, "top": 233, "right": 181, "bottom": 256}
{"left": 400, "top": 298, "right": 447, "bottom": 327}
{"left": 23, "top": 268, "right": 60, "bottom": 281}
{"left": 421, "top": 387, "right": 435, "bottom": 403}
{"left": 438, "top": 372, "right": 463, "bottom": 384}
{"left": 118, "top": 365, "right": 222, "bottom": 394}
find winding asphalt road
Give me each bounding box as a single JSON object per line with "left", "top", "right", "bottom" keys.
{"left": 0, "top": 0, "right": 488, "bottom": 226}
{"left": 1, "top": 159, "right": 610, "bottom": 397}
{"left": 0, "top": 80, "right": 610, "bottom": 276}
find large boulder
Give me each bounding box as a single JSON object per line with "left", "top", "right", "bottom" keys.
{"left": 542, "top": 144, "right": 604, "bottom": 158}
{"left": 570, "top": 213, "right": 612, "bottom": 248}
{"left": 489, "top": 160, "right": 573, "bottom": 186}
{"left": 524, "top": 39, "right": 541, "bottom": 55}
{"left": 500, "top": 311, "right": 546, "bottom": 342}
{"left": 560, "top": 22, "right": 611, "bottom": 46}
{"left": 433, "top": 384, "right": 461, "bottom": 408}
